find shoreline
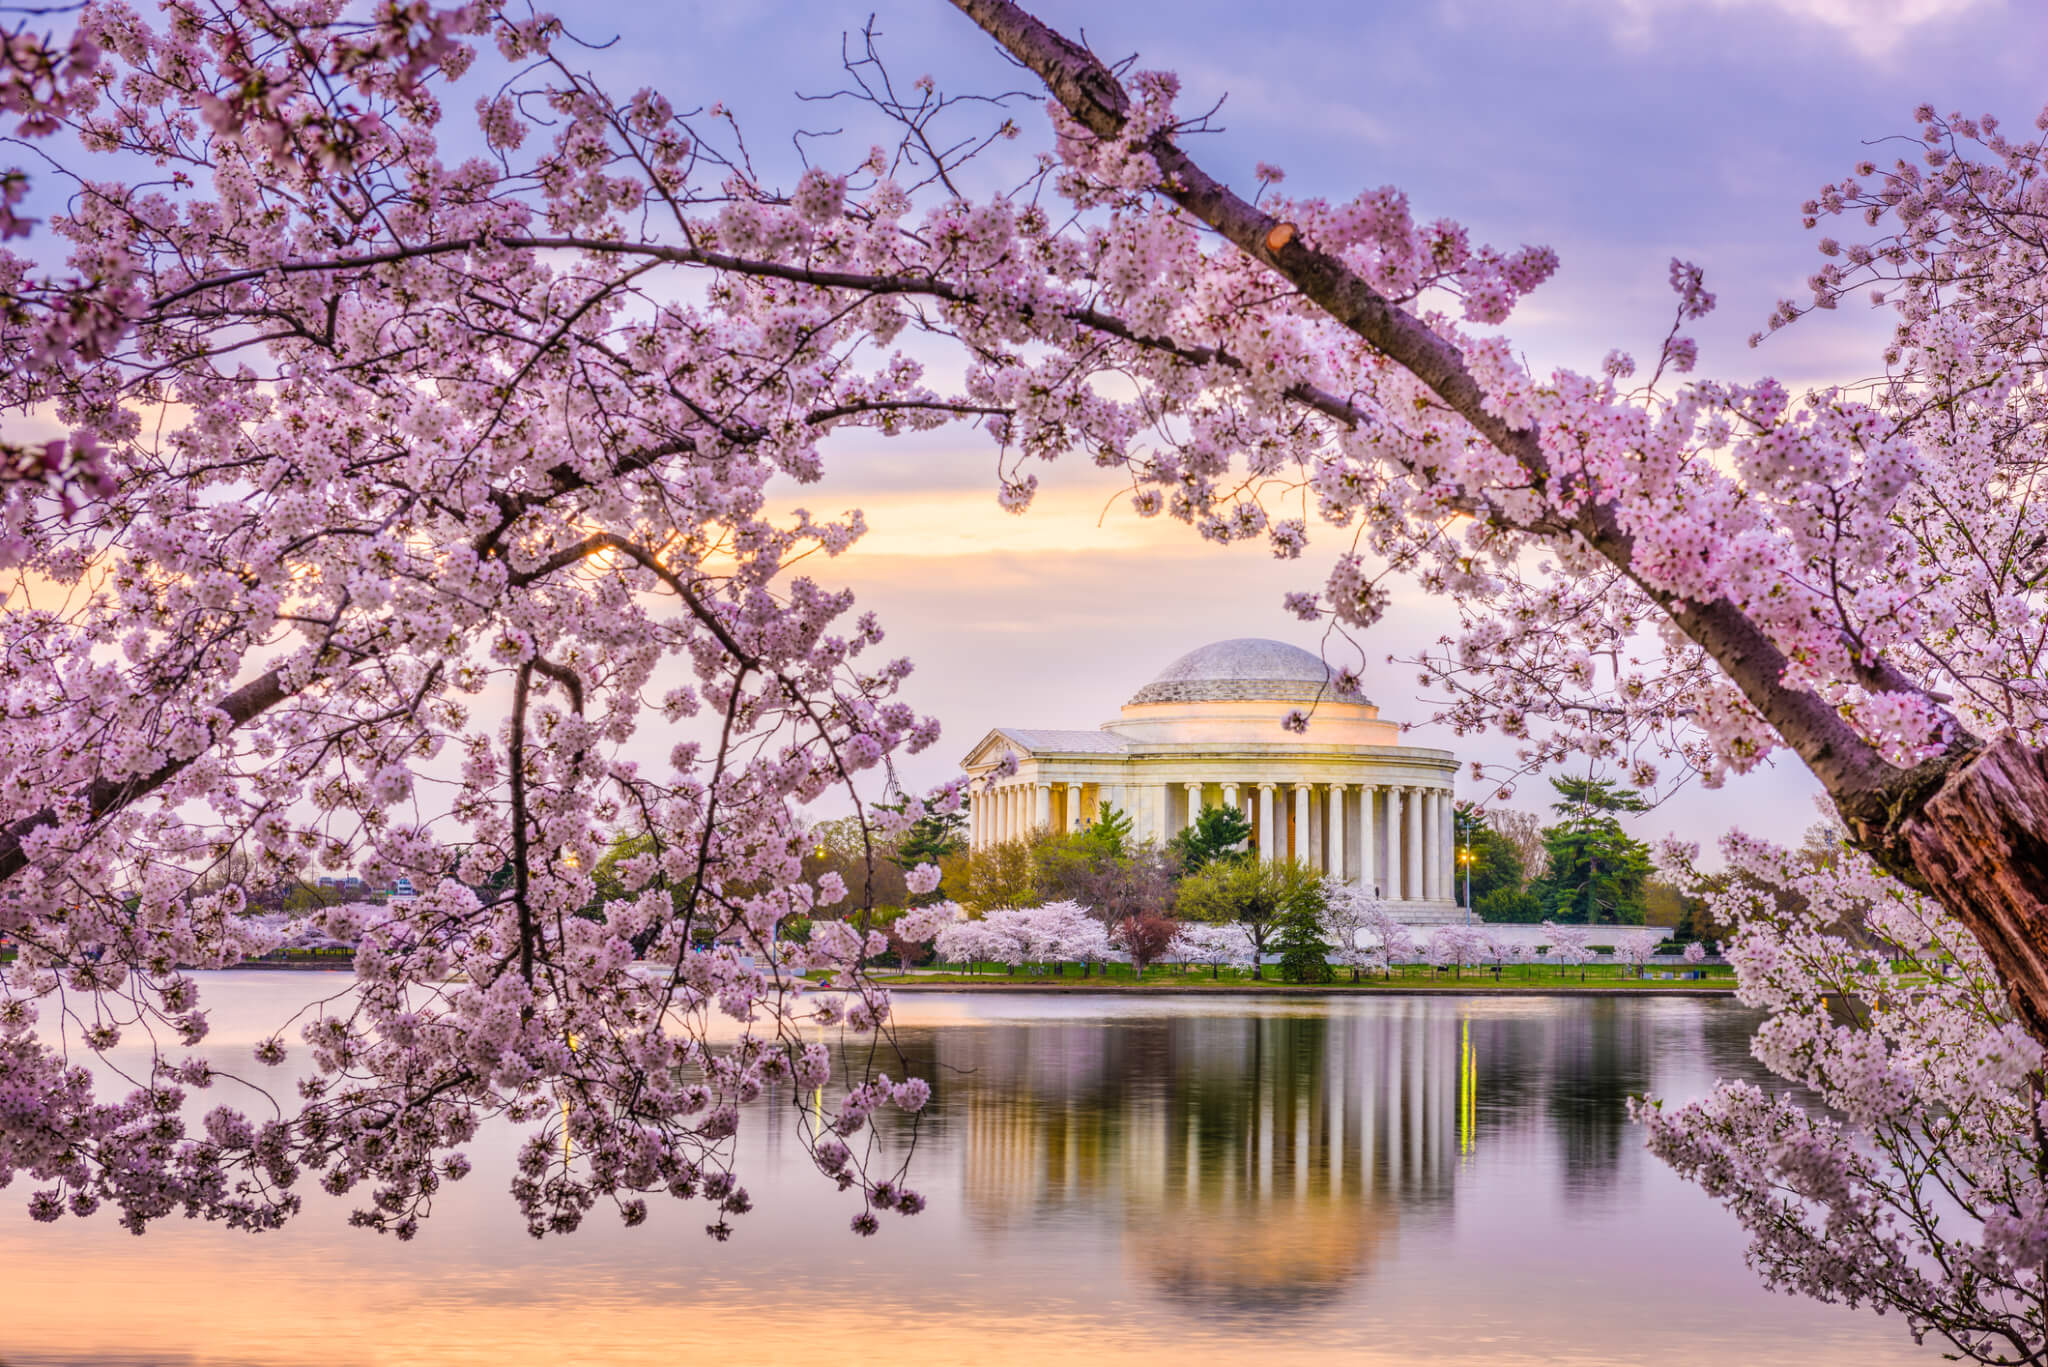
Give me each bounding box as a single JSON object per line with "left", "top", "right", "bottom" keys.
{"left": 209, "top": 965, "right": 1740, "bottom": 998}
{"left": 867, "top": 981, "right": 1737, "bottom": 997}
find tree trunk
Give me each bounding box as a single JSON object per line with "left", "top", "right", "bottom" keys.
{"left": 1885, "top": 737, "right": 2048, "bottom": 1045}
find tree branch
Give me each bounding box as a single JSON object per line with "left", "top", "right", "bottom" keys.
{"left": 948, "top": 0, "right": 1958, "bottom": 830}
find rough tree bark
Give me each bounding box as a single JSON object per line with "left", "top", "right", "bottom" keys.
{"left": 949, "top": 0, "right": 2048, "bottom": 1044}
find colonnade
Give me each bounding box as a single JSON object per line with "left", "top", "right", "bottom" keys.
{"left": 969, "top": 776, "right": 1459, "bottom": 903}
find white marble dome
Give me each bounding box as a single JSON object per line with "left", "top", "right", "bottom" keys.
{"left": 1127, "top": 637, "right": 1367, "bottom": 706}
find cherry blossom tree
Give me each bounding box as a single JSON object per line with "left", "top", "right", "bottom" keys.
{"left": 0, "top": 0, "right": 990, "bottom": 1243}
{"left": 1611, "top": 931, "right": 1657, "bottom": 979}
{"left": 883, "top": 897, "right": 961, "bottom": 970}
{"left": 1639, "top": 834, "right": 2048, "bottom": 1364}
{"left": 1470, "top": 926, "right": 1513, "bottom": 978}
{"left": 1170, "top": 921, "right": 1254, "bottom": 979}
{"left": 933, "top": 915, "right": 995, "bottom": 971}
{"left": 5, "top": 0, "right": 2048, "bottom": 1293}
{"left": 938, "top": 901, "right": 1104, "bottom": 973}
{"left": 1037, "top": 899, "right": 1113, "bottom": 973}
{"left": 1425, "top": 924, "right": 1485, "bottom": 979}
{"left": 1317, "top": 875, "right": 1386, "bottom": 981}
{"left": 1542, "top": 922, "right": 1595, "bottom": 980}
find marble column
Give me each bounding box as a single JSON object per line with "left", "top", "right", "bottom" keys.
{"left": 1426, "top": 787, "right": 1440, "bottom": 900}
{"left": 1035, "top": 782, "right": 1051, "bottom": 833}
{"left": 1292, "top": 784, "right": 1310, "bottom": 867}
{"left": 1151, "top": 783, "right": 1169, "bottom": 843}
{"left": 1358, "top": 784, "right": 1377, "bottom": 893}
{"left": 1307, "top": 786, "right": 1323, "bottom": 872}
{"left": 1067, "top": 783, "right": 1084, "bottom": 833}
{"left": 1386, "top": 786, "right": 1405, "bottom": 899}
{"left": 1441, "top": 789, "right": 1457, "bottom": 905}
{"left": 1330, "top": 783, "right": 1347, "bottom": 882}
{"left": 1258, "top": 784, "right": 1277, "bottom": 862}
{"left": 1185, "top": 782, "right": 1202, "bottom": 831}
{"left": 1406, "top": 786, "right": 1424, "bottom": 902}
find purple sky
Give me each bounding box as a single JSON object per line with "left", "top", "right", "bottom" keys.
{"left": 603, "top": 0, "right": 2044, "bottom": 850}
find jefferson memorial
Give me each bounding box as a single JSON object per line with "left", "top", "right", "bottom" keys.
{"left": 963, "top": 638, "right": 1462, "bottom": 922}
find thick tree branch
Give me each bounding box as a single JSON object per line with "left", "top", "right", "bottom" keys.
{"left": 0, "top": 666, "right": 290, "bottom": 883}
{"left": 948, "top": 0, "right": 1957, "bottom": 826}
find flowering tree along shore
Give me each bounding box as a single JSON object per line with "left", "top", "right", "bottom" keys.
{"left": 0, "top": 0, "right": 2046, "bottom": 1346}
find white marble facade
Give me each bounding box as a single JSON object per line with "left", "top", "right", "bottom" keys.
{"left": 961, "top": 639, "right": 1463, "bottom": 922}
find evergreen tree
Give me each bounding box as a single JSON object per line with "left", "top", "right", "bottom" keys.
{"left": 880, "top": 795, "right": 968, "bottom": 904}
{"left": 1274, "top": 894, "right": 1333, "bottom": 983}
{"left": 1078, "top": 804, "right": 1135, "bottom": 858}
{"left": 1529, "top": 777, "right": 1653, "bottom": 925}
{"left": 1167, "top": 803, "right": 1253, "bottom": 874}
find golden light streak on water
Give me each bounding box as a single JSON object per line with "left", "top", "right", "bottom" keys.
{"left": 1459, "top": 1015, "right": 1477, "bottom": 1157}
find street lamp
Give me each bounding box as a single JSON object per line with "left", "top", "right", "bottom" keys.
{"left": 1459, "top": 844, "right": 1473, "bottom": 924}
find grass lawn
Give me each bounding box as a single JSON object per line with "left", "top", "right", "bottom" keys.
{"left": 861, "top": 961, "right": 1738, "bottom": 989}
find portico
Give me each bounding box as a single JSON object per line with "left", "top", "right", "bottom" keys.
{"left": 961, "top": 639, "right": 1463, "bottom": 922}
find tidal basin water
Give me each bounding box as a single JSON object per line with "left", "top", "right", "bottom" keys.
{"left": 1, "top": 978, "right": 1943, "bottom": 1366}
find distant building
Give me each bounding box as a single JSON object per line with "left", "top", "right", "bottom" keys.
{"left": 962, "top": 638, "right": 1461, "bottom": 922}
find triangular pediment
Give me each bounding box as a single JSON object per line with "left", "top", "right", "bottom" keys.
{"left": 961, "top": 728, "right": 1022, "bottom": 770}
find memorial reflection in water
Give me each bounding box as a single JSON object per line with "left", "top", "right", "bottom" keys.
{"left": 0, "top": 985, "right": 1938, "bottom": 1367}
{"left": 876, "top": 998, "right": 1659, "bottom": 1314}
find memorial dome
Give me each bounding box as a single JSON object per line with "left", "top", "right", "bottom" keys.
{"left": 1126, "top": 638, "right": 1367, "bottom": 706}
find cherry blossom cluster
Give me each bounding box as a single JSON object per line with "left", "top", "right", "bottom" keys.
{"left": 0, "top": 0, "right": 1016, "bottom": 1240}
{"left": 1318, "top": 877, "right": 1402, "bottom": 975}
{"left": 1166, "top": 920, "right": 1256, "bottom": 973}
{"left": 1640, "top": 829, "right": 2048, "bottom": 1363}
{"left": 933, "top": 900, "right": 1110, "bottom": 969}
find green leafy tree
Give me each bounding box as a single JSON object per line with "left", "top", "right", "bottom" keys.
{"left": 1168, "top": 803, "right": 1253, "bottom": 874}
{"left": 1176, "top": 857, "right": 1321, "bottom": 979}
{"left": 1453, "top": 802, "right": 1527, "bottom": 909}
{"left": 1530, "top": 777, "right": 1653, "bottom": 925}
{"left": 1477, "top": 886, "right": 1546, "bottom": 923}
{"left": 1035, "top": 809, "right": 1175, "bottom": 924}
{"left": 962, "top": 838, "right": 1036, "bottom": 912}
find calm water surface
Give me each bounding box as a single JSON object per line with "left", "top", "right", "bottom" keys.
{"left": 1, "top": 978, "right": 1941, "bottom": 1366}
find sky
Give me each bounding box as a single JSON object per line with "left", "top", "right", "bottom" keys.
{"left": 550, "top": 0, "right": 2048, "bottom": 852}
